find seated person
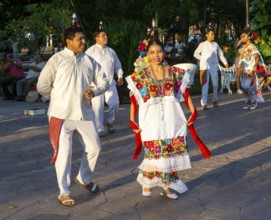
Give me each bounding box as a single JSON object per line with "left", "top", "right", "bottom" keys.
{"left": 0, "top": 54, "right": 24, "bottom": 100}
{"left": 15, "top": 54, "right": 45, "bottom": 101}
{"left": 257, "top": 64, "right": 271, "bottom": 91}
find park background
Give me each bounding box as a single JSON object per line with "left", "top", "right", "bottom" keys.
{"left": 0, "top": 0, "right": 270, "bottom": 99}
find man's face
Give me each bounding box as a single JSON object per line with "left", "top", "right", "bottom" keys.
{"left": 206, "top": 31, "right": 215, "bottom": 41}
{"left": 66, "top": 32, "right": 86, "bottom": 54}
{"left": 95, "top": 31, "right": 108, "bottom": 47}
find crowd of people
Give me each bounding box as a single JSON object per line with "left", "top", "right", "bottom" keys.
{"left": 0, "top": 22, "right": 270, "bottom": 207}
{"left": 0, "top": 54, "right": 45, "bottom": 102}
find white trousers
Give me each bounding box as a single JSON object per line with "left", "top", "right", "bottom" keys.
{"left": 91, "top": 84, "right": 119, "bottom": 132}
{"left": 201, "top": 65, "right": 219, "bottom": 105}
{"left": 55, "top": 119, "right": 101, "bottom": 196}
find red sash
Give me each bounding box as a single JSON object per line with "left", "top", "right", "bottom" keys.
{"left": 48, "top": 116, "right": 63, "bottom": 164}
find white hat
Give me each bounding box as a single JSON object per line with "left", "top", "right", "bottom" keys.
{"left": 25, "top": 91, "right": 39, "bottom": 102}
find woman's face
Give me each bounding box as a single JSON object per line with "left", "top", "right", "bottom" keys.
{"left": 241, "top": 33, "right": 250, "bottom": 43}
{"left": 147, "top": 44, "right": 164, "bottom": 65}
{"left": 206, "top": 31, "right": 215, "bottom": 41}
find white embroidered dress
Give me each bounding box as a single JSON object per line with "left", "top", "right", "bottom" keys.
{"left": 126, "top": 66, "right": 191, "bottom": 193}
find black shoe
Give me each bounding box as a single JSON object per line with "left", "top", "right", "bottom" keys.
{"left": 202, "top": 105, "right": 208, "bottom": 110}
{"left": 3, "top": 96, "right": 14, "bottom": 100}
{"left": 15, "top": 96, "right": 25, "bottom": 101}
{"left": 213, "top": 101, "right": 219, "bottom": 107}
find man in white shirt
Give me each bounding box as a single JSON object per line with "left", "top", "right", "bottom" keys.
{"left": 37, "top": 26, "right": 109, "bottom": 207}
{"left": 15, "top": 54, "right": 45, "bottom": 101}
{"left": 194, "top": 28, "right": 228, "bottom": 110}
{"left": 85, "top": 30, "right": 123, "bottom": 137}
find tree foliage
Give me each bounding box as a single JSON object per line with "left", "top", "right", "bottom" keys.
{"left": 250, "top": 0, "right": 271, "bottom": 63}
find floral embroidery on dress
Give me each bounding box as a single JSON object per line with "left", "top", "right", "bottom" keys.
{"left": 140, "top": 170, "right": 179, "bottom": 185}
{"left": 130, "top": 66, "right": 185, "bottom": 102}
{"left": 143, "top": 136, "right": 187, "bottom": 159}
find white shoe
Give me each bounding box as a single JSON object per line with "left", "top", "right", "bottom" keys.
{"left": 237, "top": 89, "right": 243, "bottom": 94}
{"left": 249, "top": 103, "right": 257, "bottom": 110}
{"left": 142, "top": 188, "right": 152, "bottom": 197}
{"left": 163, "top": 191, "right": 178, "bottom": 200}
{"left": 242, "top": 106, "right": 250, "bottom": 110}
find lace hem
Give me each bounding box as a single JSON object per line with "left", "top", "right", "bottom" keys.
{"left": 138, "top": 154, "right": 191, "bottom": 173}
{"left": 137, "top": 174, "right": 188, "bottom": 193}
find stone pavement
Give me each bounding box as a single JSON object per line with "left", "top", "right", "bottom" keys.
{"left": 0, "top": 92, "right": 271, "bottom": 220}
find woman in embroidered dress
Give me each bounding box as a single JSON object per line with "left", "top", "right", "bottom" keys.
{"left": 237, "top": 29, "right": 264, "bottom": 110}
{"left": 126, "top": 40, "right": 197, "bottom": 199}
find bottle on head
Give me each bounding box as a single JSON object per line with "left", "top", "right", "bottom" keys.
{"left": 99, "top": 21, "right": 104, "bottom": 31}
{"left": 151, "top": 18, "right": 159, "bottom": 40}
{"left": 71, "top": 13, "right": 79, "bottom": 27}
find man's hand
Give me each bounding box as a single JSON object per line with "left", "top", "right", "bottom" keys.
{"left": 83, "top": 89, "right": 94, "bottom": 100}
{"left": 117, "top": 78, "right": 124, "bottom": 86}
{"left": 225, "top": 64, "right": 229, "bottom": 68}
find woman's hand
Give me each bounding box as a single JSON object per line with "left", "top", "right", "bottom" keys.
{"left": 133, "top": 128, "right": 142, "bottom": 133}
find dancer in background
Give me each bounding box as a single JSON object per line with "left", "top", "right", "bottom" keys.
{"left": 194, "top": 27, "right": 228, "bottom": 110}
{"left": 237, "top": 29, "right": 264, "bottom": 110}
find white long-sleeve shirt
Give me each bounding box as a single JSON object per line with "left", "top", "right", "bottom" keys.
{"left": 37, "top": 47, "right": 109, "bottom": 121}
{"left": 194, "top": 41, "right": 228, "bottom": 70}
{"left": 85, "top": 44, "right": 123, "bottom": 85}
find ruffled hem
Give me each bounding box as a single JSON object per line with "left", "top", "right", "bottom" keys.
{"left": 138, "top": 154, "right": 191, "bottom": 173}
{"left": 137, "top": 174, "right": 188, "bottom": 193}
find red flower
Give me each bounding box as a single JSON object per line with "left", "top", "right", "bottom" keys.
{"left": 136, "top": 83, "right": 143, "bottom": 89}
{"left": 138, "top": 42, "right": 146, "bottom": 51}
{"left": 131, "top": 76, "right": 135, "bottom": 81}
{"left": 154, "top": 155, "right": 160, "bottom": 159}
{"left": 253, "top": 33, "right": 259, "bottom": 40}
{"left": 165, "top": 82, "right": 172, "bottom": 90}
{"left": 178, "top": 68, "right": 185, "bottom": 74}
{"left": 170, "top": 172, "right": 175, "bottom": 176}
{"left": 147, "top": 141, "right": 154, "bottom": 148}
{"left": 166, "top": 145, "right": 173, "bottom": 152}
{"left": 148, "top": 175, "right": 153, "bottom": 179}
{"left": 150, "top": 84, "right": 156, "bottom": 92}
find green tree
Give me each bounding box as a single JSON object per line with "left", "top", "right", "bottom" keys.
{"left": 250, "top": 0, "right": 271, "bottom": 64}
{"left": 1, "top": 1, "right": 72, "bottom": 54}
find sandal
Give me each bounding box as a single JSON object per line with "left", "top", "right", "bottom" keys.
{"left": 75, "top": 177, "right": 100, "bottom": 193}
{"left": 107, "top": 123, "right": 116, "bottom": 133}
{"left": 58, "top": 194, "right": 75, "bottom": 207}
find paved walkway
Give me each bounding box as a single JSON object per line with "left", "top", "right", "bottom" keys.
{"left": 0, "top": 92, "right": 271, "bottom": 220}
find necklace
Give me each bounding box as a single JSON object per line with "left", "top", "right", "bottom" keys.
{"left": 150, "top": 64, "right": 165, "bottom": 81}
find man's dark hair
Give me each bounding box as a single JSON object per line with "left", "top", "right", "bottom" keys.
{"left": 205, "top": 27, "right": 214, "bottom": 35}
{"left": 93, "top": 30, "right": 105, "bottom": 40}
{"left": 63, "top": 26, "right": 84, "bottom": 46}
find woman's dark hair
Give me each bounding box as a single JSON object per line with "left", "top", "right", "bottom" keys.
{"left": 63, "top": 26, "right": 84, "bottom": 47}
{"left": 241, "top": 28, "right": 254, "bottom": 40}
{"left": 146, "top": 39, "right": 164, "bottom": 52}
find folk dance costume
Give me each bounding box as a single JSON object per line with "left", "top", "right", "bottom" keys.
{"left": 126, "top": 66, "right": 211, "bottom": 193}
{"left": 238, "top": 44, "right": 264, "bottom": 106}
{"left": 194, "top": 41, "right": 228, "bottom": 106}
{"left": 85, "top": 44, "right": 123, "bottom": 133}
{"left": 37, "top": 47, "right": 109, "bottom": 196}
